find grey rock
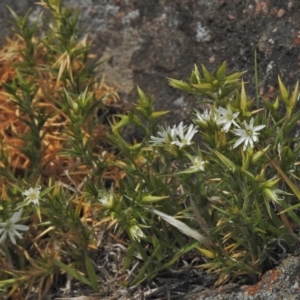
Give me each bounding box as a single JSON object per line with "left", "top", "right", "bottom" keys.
{"left": 184, "top": 255, "right": 300, "bottom": 300}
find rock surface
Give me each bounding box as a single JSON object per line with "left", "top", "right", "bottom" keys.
{"left": 184, "top": 255, "right": 300, "bottom": 299}
{"left": 63, "top": 0, "right": 300, "bottom": 127}
{"left": 0, "top": 0, "right": 36, "bottom": 42}
{"left": 3, "top": 0, "right": 300, "bottom": 124}
{"left": 1, "top": 1, "right": 300, "bottom": 299}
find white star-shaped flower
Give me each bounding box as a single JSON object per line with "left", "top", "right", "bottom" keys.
{"left": 194, "top": 109, "right": 211, "bottom": 126}
{"left": 194, "top": 108, "right": 221, "bottom": 126}
{"left": 150, "top": 124, "right": 178, "bottom": 145}
{"left": 98, "top": 187, "right": 115, "bottom": 209}
{"left": 22, "top": 186, "right": 41, "bottom": 206}
{"left": 0, "top": 209, "right": 29, "bottom": 244}
{"left": 129, "top": 225, "right": 145, "bottom": 242}
{"left": 181, "top": 156, "right": 207, "bottom": 174}
{"left": 216, "top": 106, "right": 240, "bottom": 132}
{"left": 176, "top": 153, "right": 208, "bottom": 174}
{"left": 189, "top": 156, "right": 207, "bottom": 172}
{"left": 171, "top": 122, "right": 198, "bottom": 148}
{"left": 233, "top": 117, "right": 265, "bottom": 151}
{"left": 150, "top": 122, "right": 197, "bottom": 149}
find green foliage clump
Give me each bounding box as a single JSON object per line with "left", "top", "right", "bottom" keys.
{"left": 0, "top": 0, "right": 119, "bottom": 298}
{"left": 108, "top": 61, "right": 300, "bottom": 287}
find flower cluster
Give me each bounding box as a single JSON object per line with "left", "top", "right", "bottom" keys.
{"left": 194, "top": 106, "right": 265, "bottom": 151}
{"left": 0, "top": 185, "right": 45, "bottom": 244}
{"left": 194, "top": 109, "right": 212, "bottom": 127}
{"left": 150, "top": 122, "right": 198, "bottom": 149}
{"left": 150, "top": 124, "right": 178, "bottom": 145}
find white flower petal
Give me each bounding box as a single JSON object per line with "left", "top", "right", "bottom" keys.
{"left": 233, "top": 136, "right": 246, "bottom": 148}
{"left": 243, "top": 120, "right": 250, "bottom": 130}
{"left": 216, "top": 107, "right": 228, "bottom": 115}
{"left": 0, "top": 232, "right": 6, "bottom": 244}
{"left": 222, "top": 123, "right": 230, "bottom": 132}
{"left": 233, "top": 128, "right": 246, "bottom": 136}
{"left": 8, "top": 232, "right": 16, "bottom": 245}
{"left": 11, "top": 209, "right": 23, "bottom": 223}
{"left": 216, "top": 117, "right": 226, "bottom": 125}
{"left": 249, "top": 117, "right": 255, "bottom": 127}
{"left": 232, "top": 120, "right": 240, "bottom": 128}
{"left": 233, "top": 112, "right": 240, "bottom": 118}
{"left": 11, "top": 229, "right": 23, "bottom": 239}
{"left": 14, "top": 224, "right": 29, "bottom": 231}
{"left": 247, "top": 138, "right": 254, "bottom": 149}
{"left": 253, "top": 124, "right": 266, "bottom": 131}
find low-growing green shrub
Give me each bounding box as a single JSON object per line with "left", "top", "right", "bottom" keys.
{"left": 0, "top": 0, "right": 120, "bottom": 298}
{"left": 105, "top": 62, "right": 300, "bottom": 287}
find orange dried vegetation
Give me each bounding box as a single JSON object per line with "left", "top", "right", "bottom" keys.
{"left": 0, "top": 35, "right": 122, "bottom": 193}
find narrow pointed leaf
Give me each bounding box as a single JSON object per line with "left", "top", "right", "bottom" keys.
{"left": 150, "top": 111, "right": 170, "bottom": 118}
{"left": 240, "top": 80, "right": 247, "bottom": 110}
{"left": 192, "top": 83, "right": 213, "bottom": 90}
{"left": 226, "top": 71, "right": 246, "bottom": 81}
{"left": 214, "top": 151, "right": 237, "bottom": 171}
{"left": 168, "top": 78, "right": 192, "bottom": 92}
{"left": 192, "top": 64, "right": 201, "bottom": 83}
{"left": 289, "top": 80, "right": 299, "bottom": 113}
{"left": 53, "top": 259, "right": 92, "bottom": 286}
{"left": 278, "top": 76, "right": 289, "bottom": 103}
{"left": 201, "top": 64, "right": 212, "bottom": 81}
{"left": 264, "top": 151, "right": 300, "bottom": 202}
{"left": 123, "top": 243, "right": 135, "bottom": 269}
{"left": 112, "top": 115, "right": 129, "bottom": 131}
{"left": 85, "top": 254, "right": 98, "bottom": 291}
{"left": 137, "top": 86, "right": 148, "bottom": 103}
{"left": 142, "top": 195, "right": 169, "bottom": 202}
{"left": 217, "top": 61, "right": 227, "bottom": 78}
{"left": 146, "top": 208, "right": 212, "bottom": 248}
{"left": 197, "top": 247, "right": 216, "bottom": 258}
